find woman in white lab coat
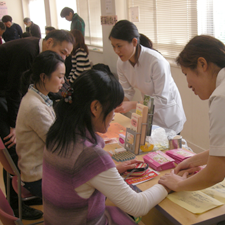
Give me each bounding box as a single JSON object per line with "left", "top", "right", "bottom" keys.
{"left": 109, "top": 20, "right": 186, "bottom": 134}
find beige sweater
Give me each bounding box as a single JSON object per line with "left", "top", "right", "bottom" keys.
{"left": 16, "top": 89, "right": 55, "bottom": 182}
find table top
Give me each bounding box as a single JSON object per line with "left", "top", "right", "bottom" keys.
{"left": 107, "top": 113, "right": 225, "bottom": 225}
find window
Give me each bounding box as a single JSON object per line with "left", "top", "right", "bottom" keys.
{"left": 55, "top": 0, "right": 77, "bottom": 31}
{"left": 198, "top": 0, "right": 225, "bottom": 43}
{"left": 77, "top": 0, "right": 102, "bottom": 46}
{"left": 128, "top": 0, "right": 225, "bottom": 60}
{"left": 28, "top": 0, "right": 46, "bottom": 38}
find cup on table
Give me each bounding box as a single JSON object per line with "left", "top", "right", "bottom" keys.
{"left": 168, "top": 135, "right": 187, "bottom": 149}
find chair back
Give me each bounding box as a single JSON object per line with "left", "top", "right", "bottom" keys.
{"left": 0, "top": 187, "right": 22, "bottom": 225}
{"left": 0, "top": 138, "right": 20, "bottom": 176}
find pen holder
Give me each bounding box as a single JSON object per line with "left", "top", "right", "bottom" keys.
{"left": 124, "top": 128, "right": 141, "bottom": 155}
{"left": 125, "top": 121, "right": 148, "bottom": 155}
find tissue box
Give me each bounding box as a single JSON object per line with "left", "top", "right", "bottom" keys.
{"left": 166, "top": 148, "right": 195, "bottom": 164}
{"left": 143, "top": 151, "right": 175, "bottom": 171}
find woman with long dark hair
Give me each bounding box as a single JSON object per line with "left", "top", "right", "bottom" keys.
{"left": 109, "top": 20, "right": 186, "bottom": 134}
{"left": 42, "top": 69, "right": 169, "bottom": 225}
{"left": 66, "top": 29, "right": 91, "bottom": 83}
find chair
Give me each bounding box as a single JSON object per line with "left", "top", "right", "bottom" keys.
{"left": 0, "top": 138, "right": 41, "bottom": 220}
{"left": 0, "top": 187, "right": 43, "bottom": 225}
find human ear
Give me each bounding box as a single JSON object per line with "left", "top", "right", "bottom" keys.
{"left": 132, "top": 38, "right": 138, "bottom": 47}
{"left": 197, "top": 57, "right": 208, "bottom": 71}
{"left": 90, "top": 100, "right": 102, "bottom": 117}
{"left": 45, "top": 38, "right": 54, "bottom": 49}
{"left": 40, "top": 73, "right": 46, "bottom": 83}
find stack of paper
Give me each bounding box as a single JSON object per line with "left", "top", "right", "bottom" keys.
{"left": 166, "top": 148, "right": 195, "bottom": 164}
{"left": 167, "top": 179, "right": 225, "bottom": 214}
{"left": 143, "top": 150, "right": 175, "bottom": 171}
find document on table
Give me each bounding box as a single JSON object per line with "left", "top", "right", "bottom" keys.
{"left": 167, "top": 179, "right": 225, "bottom": 214}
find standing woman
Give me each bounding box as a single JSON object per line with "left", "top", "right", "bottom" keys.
{"left": 159, "top": 35, "right": 225, "bottom": 191}
{"left": 109, "top": 20, "right": 186, "bottom": 134}
{"left": 66, "top": 29, "right": 91, "bottom": 83}
{"left": 16, "top": 51, "right": 65, "bottom": 197}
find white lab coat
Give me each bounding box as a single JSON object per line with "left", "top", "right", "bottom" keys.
{"left": 117, "top": 45, "right": 186, "bottom": 134}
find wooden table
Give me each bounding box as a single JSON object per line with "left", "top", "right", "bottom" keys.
{"left": 107, "top": 113, "right": 225, "bottom": 225}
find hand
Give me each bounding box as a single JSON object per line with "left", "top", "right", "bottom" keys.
{"left": 115, "top": 101, "right": 137, "bottom": 114}
{"left": 158, "top": 170, "right": 188, "bottom": 192}
{"left": 177, "top": 167, "right": 201, "bottom": 176}
{"left": 3, "top": 127, "right": 16, "bottom": 148}
{"left": 174, "top": 151, "right": 208, "bottom": 174}
{"left": 116, "top": 159, "right": 143, "bottom": 174}
{"left": 174, "top": 157, "right": 199, "bottom": 174}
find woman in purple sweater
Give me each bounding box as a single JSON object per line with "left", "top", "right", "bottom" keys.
{"left": 42, "top": 69, "right": 169, "bottom": 225}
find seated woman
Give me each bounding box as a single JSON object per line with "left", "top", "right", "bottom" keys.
{"left": 65, "top": 29, "right": 91, "bottom": 83}
{"left": 42, "top": 69, "right": 169, "bottom": 225}
{"left": 16, "top": 50, "right": 65, "bottom": 197}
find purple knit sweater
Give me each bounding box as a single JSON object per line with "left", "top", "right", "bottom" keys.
{"left": 42, "top": 134, "right": 136, "bottom": 225}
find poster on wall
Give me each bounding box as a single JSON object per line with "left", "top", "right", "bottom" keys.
{"left": 101, "top": 15, "right": 117, "bottom": 26}
{"left": 0, "top": 1, "right": 7, "bottom": 21}
{"left": 130, "top": 6, "right": 139, "bottom": 22}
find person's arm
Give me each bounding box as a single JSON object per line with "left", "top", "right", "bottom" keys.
{"left": 6, "top": 49, "right": 35, "bottom": 129}
{"left": 150, "top": 59, "right": 172, "bottom": 106}
{"left": 32, "top": 24, "right": 41, "bottom": 38}
{"left": 115, "top": 100, "right": 138, "bottom": 113}
{"left": 16, "top": 24, "right": 23, "bottom": 38}
{"left": 115, "top": 62, "right": 137, "bottom": 113}
{"left": 116, "top": 159, "right": 143, "bottom": 174}
{"left": 117, "top": 60, "right": 135, "bottom": 101}
{"left": 174, "top": 150, "right": 209, "bottom": 174}
{"left": 28, "top": 105, "right": 55, "bottom": 142}
{"left": 159, "top": 154, "right": 225, "bottom": 192}
{"left": 88, "top": 167, "right": 168, "bottom": 217}
{"left": 3, "top": 127, "right": 16, "bottom": 148}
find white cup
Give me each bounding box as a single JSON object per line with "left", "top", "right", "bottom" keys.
{"left": 168, "top": 135, "right": 187, "bottom": 149}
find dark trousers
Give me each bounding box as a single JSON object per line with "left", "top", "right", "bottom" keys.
{"left": 0, "top": 96, "right": 19, "bottom": 209}
{"left": 24, "top": 179, "right": 42, "bottom": 198}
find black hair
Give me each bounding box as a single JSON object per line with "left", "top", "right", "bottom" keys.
{"left": 23, "top": 17, "right": 31, "bottom": 23}
{"left": 0, "top": 22, "right": 5, "bottom": 30}
{"left": 177, "top": 35, "right": 225, "bottom": 69}
{"left": 21, "top": 51, "right": 64, "bottom": 96}
{"left": 44, "top": 29, "right": 75, "bottom": 46}
{"left": 46, "top": 69, "right": 124, "bottom": 156}
{"left": 21, "top": 32, "right": 31, "bottom": 38}
{"left": 60, "top": 7, "right": 74, "bottom": 18}
{"left": 139, "top": 33, "right": 153, "bottom": 49}
{"left": 2, "top": 15, "right": 12, "bottom": 23}
{"left": 45, "top": 26, "right": 55, "bottom": 32}
{"left": 109, "top": 20, "right": 140, "bottom": 63}
{"left": 92, "top": 63, "right": 113, "bottom": 76}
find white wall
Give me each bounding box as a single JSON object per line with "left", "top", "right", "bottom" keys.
{"left": 96, "top": 0, "right": 209, "bottom": 153}
{"left": 3, "top": 0, "right": 209, "bottom": 154}
{"left": 2, "top": 0, "right": 25, "bottom": 31}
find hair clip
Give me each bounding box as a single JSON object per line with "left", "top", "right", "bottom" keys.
{"left": 61, "top": 87, "right": 73, "bottom": 104}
